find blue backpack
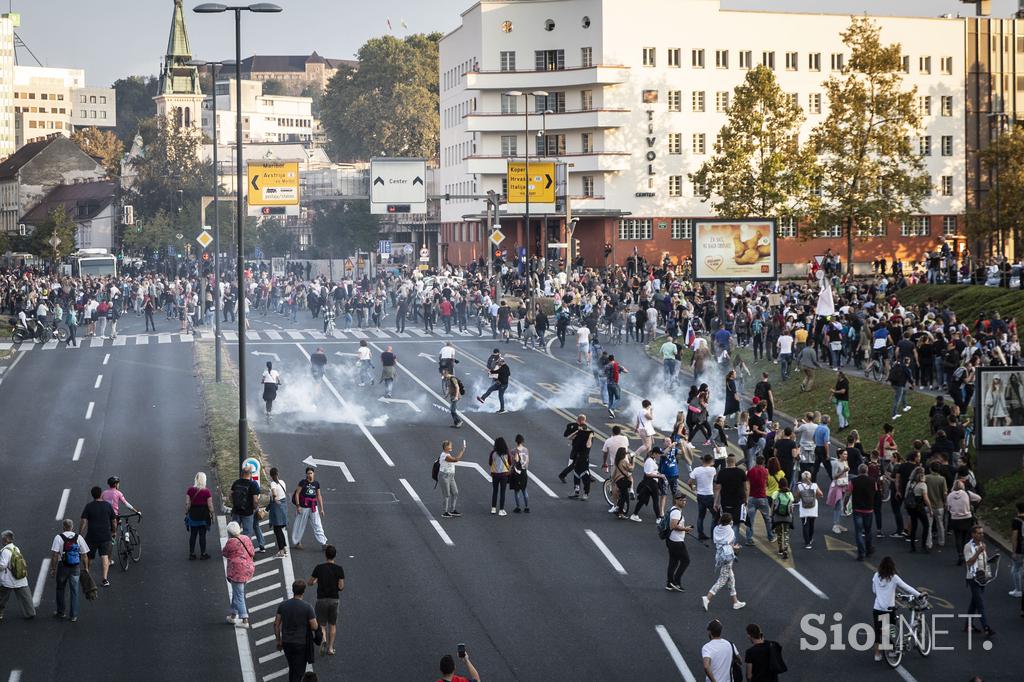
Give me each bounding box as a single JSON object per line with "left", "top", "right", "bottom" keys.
{"left": 61, "top": 533, "right": 81, "bottom": 567}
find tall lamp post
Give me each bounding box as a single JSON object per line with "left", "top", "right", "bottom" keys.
{"left": 505, "top": 90, "right": 547, "bottom": 311}
{"left": 187, "top": 58, "right": 236, "bottom": 384}
{"left": 194, "top": 2, "right": 282, "bottom": 471}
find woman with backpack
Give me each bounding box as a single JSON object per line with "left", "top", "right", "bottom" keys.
{"left": 185, "top": 472, "right": 214, "bottom": 560}
{"left": 510, "top": 434, "right": 530, "bottom": 513}
{"left": 904, "top": 466, "right": 932, "bottom": 553}
{"left": 488, "top": 437, "right": 512, "bottom": 516}
{"left": 701, "top": 513, "right": 746, "bottom": 612}
{"left": 771, "top": 479, "right": 795, "bottom": 559}
{"left": 796, "top": 471, "right": 823, "bottom": 550}
{"left": 223, "top": 521, "right": 255, "bottom": 628}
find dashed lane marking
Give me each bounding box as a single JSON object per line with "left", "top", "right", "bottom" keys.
{"left": 786, "top": 567, "right": 829, "bottom": 600}
{"left": 72, "top": 438, "right": 84, "bottom": 462}
{"left": 103, "top": 353, "right": 110, "bottom": 365}
{"left": 399, "top": 478, "right": 454, "bottom": 547}
{"left": 31, "top": 558, "right": 50, "bottom": 608}
{"left": 94, "top": 374, "right": 103, "bottom": 389}
{"left": 85, "top": 402, "right": 94, "bottom": 420}
{"left": 55, "top": 488, "right": 70, "bottom": 520}
{"left": 655, "top": 625, "right": 698, "bottom": 682}
{"left": 585, "top": 529, "right": 628, "bottom": 575}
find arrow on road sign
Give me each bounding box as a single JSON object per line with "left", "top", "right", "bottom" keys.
{"left": 413, "top": 176, "right": 423, "bottom": 185}
{"left": 251, "top": 351, "right": 280, "bottom": 361}
{"left": 301, "top": 456, "right": 354, "bottom": 483}
{"left": 377, "top": 396, "right": 422, "bottom": 412}
{"left": 373, "top": 176, "right": 384, "bottom": 186}
{"left": 251, "top": 175, "right": 260, "bottom": 191}
{"left": 545, "top": 174, "right": 553, "bottom": 189}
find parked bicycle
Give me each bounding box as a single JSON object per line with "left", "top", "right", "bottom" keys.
{"left": 882, "top": 593, "right": 932, "bottom": 668}
{"left": 115, "top": 512, "right": 143, "bottom": 572}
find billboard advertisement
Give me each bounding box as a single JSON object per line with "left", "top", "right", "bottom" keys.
{"left": 976, "top": 367, "right": 1024, "bottom": 448}
{"left": 692, "top": 219, "right": 777, "bottom": 281}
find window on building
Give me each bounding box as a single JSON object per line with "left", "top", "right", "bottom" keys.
{"left": 715, "top": 49, "right": 729, "bottom": 68}
{"left": 941, "top": 135, "right": 953, "bottom": 156}
{"left": 692, "top": 91, "right": 705, "bottom": 112}
{"left": 668, "top": 132, "right": 682, "bottom": 154}
{"left": 537, "top": 134, "right": 565, "bottom": 156}
{"left": 669, "top": 175, "right": 683, "bottom": 197}
{"left": 90, "top": 110, "right": 97, "bottom": 118}
{"left": 942, "top": 216, "right": 957, "bottom": 235}
{"left": 500, "top": 51, "right": 516, "bottom": 72}
{"left": 778, "top": 217, "right": 797, "bottom": 238}
{"left": 671, "top": 218, "right": 692, "bottom": 240}
{"left": 818, "top": 224, "right": 842, "bottom": 238}
{"left": 919, "top": 56, "right": 931, "bottom": 74}
{"left": 643, "top": 47, "right": 656, "bottom": 67}
{"left": 668, "top": 48, "right": 681, "bottom": 67}
{"left": 809, "top": 52, "right": 821, "bottom": 71}
{"left": 80, "top": 95, "right": 86, "bottom": 103}
{"left": 535, "top": 49, "right": 565, "bottom": 71}
{"left": 942, "top": 176, "right": 953, "bottom": 196}
{"left": 642, "top": 90, "right": 658, "bottom": 104}
{"left": 89, "top": 95, "right": 96, "bottom": 103}
{"left": 901, "top": 55, "right": 911, "bottom": 73}
{"left": 694, "top": 179, "right": 708, "bottom": 197}
{"left": 692, "top": 49, "right": 705, "bottom": 68}
{"left": 809, "top": 93, "right": 822, "bottom": 114}
{"left": 919, "top": 135, "right": 932, "bottom": 156}
{"left": 855, "top": 218, "right": 887, "bottom": 237}
{"left": 667, "top": 90, "right": 681, "bottom": 112}
{"left": 581, "top": 132, "right": 593, "bottom": 153}
{"left": 693, "top": 133, "right": 706, "bottom": 154}
{"left": 57, "top": 94, "right": 63, "bottom": 101}
{"left": 739, "top": 50, "right": 752, "bottom": 69}
{"left": 780, "top": 52, "right": 797, "bottom": 71}
{"left": 100, "top": 111, "right": 107, "bottom": 119}
{"left": 582, "top": 175, "right": 595, "bottom": 197}
{"left": 901, "top": 216, "right": 930, "bottom": 237}
{"left": 581, "top": 47, "right": 593, "bottom": 68}
{"left": 830, "top": 53, "right": 844, "bottom": 71}
{"left": 715, "top": 91, "right": 729, "bottom": 112}
{"left": 940, "top": 56, "right": 953, "bottom": 74}
{"left": 501, "top": 177, "right": 508, "bottom": 197}
{"left": 581, "top": 90, "right": 593, "bottom": 111}
{"left": 941, "top": 95, "right": 953, "bottom": 116}
{"left": 618, "top": 218, "right": 652, "bottom": 240}
{"left": 789, "top": 92, "right": 799, "bottom": 109}
{"left": 536, "top": 91, "right": 565, "bottom": 113}
{"left": 919, "top": 96, "right": 932, "bottom": 115}
{"left": 762, "top": 51, "right": 776, "bottom": 69}
{"left": 99, "top": 96, "right": 107, "bottom": 104}
{"left": 501, "top": 135, "right": 518, "bottom": 157}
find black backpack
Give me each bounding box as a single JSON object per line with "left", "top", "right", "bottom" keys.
{"left": 230, "top": 480, "right": 253, "bottom": 515}
{"left": 431, "top": 458, "right": 441, "bottom": 487}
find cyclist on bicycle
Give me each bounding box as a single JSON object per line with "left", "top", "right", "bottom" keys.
{"left": 101, "top": 476, "right": 141, "bottom": 518}
{"left": 871, "top": 555, "right": 921, "bottom": 662}
{"left": 439, "top": 341, "right": 457, "bottom": 376}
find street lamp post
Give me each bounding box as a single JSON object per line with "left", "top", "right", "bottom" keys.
{"left": 505, "top": 90, "right": 547, "bottom": 311}
{"left": 194, "top": 2, "right": 282, "bottom": 470}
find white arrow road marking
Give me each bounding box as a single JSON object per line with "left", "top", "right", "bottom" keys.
{"left": 301, "top": 456, "right": 355, "bottom": 482}
{"left": 251, "top": 351, "right": 280, "bottom": 361}
{"left": 378, "top": 396, "right": 421, "bottom": 412}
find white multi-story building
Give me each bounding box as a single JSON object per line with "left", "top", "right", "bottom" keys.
{"left": 439, "top": 0, "right": 968, "bottom": 267}
{"left": 13, "top": 66, "right": 117, "bottom": 147}
{"left": 201, "top": 79, "right": 316, "bottom": 147}
{"left": 0, "top": 13, "right": 19, "bottom": 159}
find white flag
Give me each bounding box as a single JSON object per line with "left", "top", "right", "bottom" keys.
{"left": 815, "top": 276, "right": 835, "bottom": 316}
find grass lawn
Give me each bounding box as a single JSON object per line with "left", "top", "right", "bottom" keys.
{"left": 896, "top": 283, "right": 1024, "bottom": 322}
{"left": 194, "top": 341, "right": 269, "bottom": 500}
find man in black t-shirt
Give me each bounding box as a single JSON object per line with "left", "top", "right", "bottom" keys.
{"left": 714, "top": 455, "right": 747, "bottom": 524}
{"left": 773, "top": 427, "right": 798, "bottom": 485}
{"left": 753, "top": 373, "right": 774, "bottom": 421}
{"left": 79, "top": 486, "right": 116, "bottom": 587}
{"left": 309, "top": 545, "right": 346, "bottom": 656}
{"left": 560, "top": 415, "right": 595, "bottom": 498}
{"left": 275, "top": 580, "right": 318, "bottom": 681}
{"left": 744, "top": 623, "right": 785, "bottom": 682}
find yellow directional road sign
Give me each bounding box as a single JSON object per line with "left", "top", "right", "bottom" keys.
{"left": 248, "top": 162, "right": 299, "bottom": 206}
{"left": 506, "top": 161, "right": 555, "bottom": 203}
{"left": 196, "top": 231, "right": 213, "bottom": 249}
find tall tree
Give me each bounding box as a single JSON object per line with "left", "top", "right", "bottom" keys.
{"left": 112, "top": 76, "right": 159, "bottom": 144}
{"left": 810, "top": 17, "right": 931, "bottom": 273}
{"left": 251, "top": 218, "right": 295, "bottom": 257}
{"left": 71, "top": 127, "right": 125, "bottom": 177}
{"left": 321, "top": 33, "right": 441, "bottom": 161}
{"left": 261, "top": 79, "right": 286, "bottom": 96}
{"left": 966, "top": 125, "right": 1024, "bottom": 258}
{"left": 690, "top": 65, "right": 816, "bottom": 219}
{"left": 31, "top": 205, "right": 78, "bottom": 259}
{"left": 310, "top": 201, "right": 380, "bottom": 258}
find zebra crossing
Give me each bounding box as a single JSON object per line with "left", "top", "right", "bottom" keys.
{"left": 0, "top": 326, "right": 490, "bottom": 352}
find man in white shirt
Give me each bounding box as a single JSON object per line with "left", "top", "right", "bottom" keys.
{"left": 601, "top": 425, "right": 630, "bottom": 471}
{"left": 701, "top": 619, "right": 737, "bottom": 682}
{"left": 576, "top": 324, "right": 591, "bottom": 365}
{"left": 777, "top": 329, "right": 795, "bottom": 381}
{"left": 963, "top": 525, "right": 995, "bottom": 636}
{"left": 439, "top": 342, "right": 456, "bottom": 375}
{"left": 689, "top": 454, "right": 719, "bottom": 541}
{"left": 356, "top": 340, "right": 374, "bottom": 386}
{"left": 50, "top": 520, "right": 89, "bottom": 622}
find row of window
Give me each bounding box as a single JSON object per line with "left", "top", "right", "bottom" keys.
{"left": 443, "top": 97, "right": 478, "bottom": 129}
{"left": 617, "top": 216, "right": 956, "bottom": 241}
{"left": 649, "top": 89, "right": 954, "bottom": 117}
{"left": 641, "top": 47, "right": 955, "bottom": 76}
{"left": 271, "top": 117, "right": 311, "bottom": 128}
{"left": 15, "top": 106, "right": 68, "bottom": 115}
{"left": 13, "top": 91, "right": 66, "bottom": 101}
{"left": 77, "top": 109, "right": 107, "bottom": 120}
{"left": 25, "top": 120, "right": 71, "bottom": 130}
{"left": 443, "top": 58, "right": 478, "bottom": 90}
{"left": 662, "top": 173, "right": 956, "bottom": 198}
{"left": 443, "top": 179, "right": 478, "bottom": 203}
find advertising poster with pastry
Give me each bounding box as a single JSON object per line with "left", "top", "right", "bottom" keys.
{"left": 692, "top": 219, "right": 777, "bottom": 281}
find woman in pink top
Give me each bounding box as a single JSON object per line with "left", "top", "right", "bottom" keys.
{"left": 223, "top": 521, "right": 255, "bottom": 626}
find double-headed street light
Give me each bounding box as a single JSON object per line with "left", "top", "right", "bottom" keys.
{"left": 505, "top": 90, "right": 548, "bottom": 312}
{"left": 194, "top": 2, "right": 282, "bottom": 471}
{"left": 186, "top": 58, "right": 237, "bottom": 384}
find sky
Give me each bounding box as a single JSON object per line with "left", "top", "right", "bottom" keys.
{"left": 9, "top": 0, "right": 1022, "bottom": 87}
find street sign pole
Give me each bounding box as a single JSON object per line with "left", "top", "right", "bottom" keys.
{"left": 523, "top": 97, "right": 531, "bottom": 314}
{"left": 234, "top": 9, "right": 248, "bottom": 473}
{"left": 210, "top": 64, "right": 222, "bottom": 383}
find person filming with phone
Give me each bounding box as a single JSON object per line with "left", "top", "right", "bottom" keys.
{"left": 437, "top": 645, "right": 481, "bottom": 682}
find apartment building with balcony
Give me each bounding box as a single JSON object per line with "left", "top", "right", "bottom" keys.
{"left": 439, "top": 0, "right": 968, "bottom": 268}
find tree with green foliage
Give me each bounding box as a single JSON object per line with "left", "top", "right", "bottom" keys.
{"left": 261, "top": 79, "right": 286, "bottom": 96}
{"left": 112, "top": 76, "right": 159, "bottom": 144}
{"left": 120, "top": 209, "right": 177, "bottom": 254}
{"left": 310, "top": 201, "right": 380, "bottom": 258}
{"left": 31, "top": 205, "right": 78, "bottom": 260}
{"left": 966, "top": 125, "right": 1024, "bottom": 259}
{"left": 690, "top": 65, "right": 816, "bottom": 221}
{"left": 71, "top": 127, "right": 125, "bottom": 178}
{"left": 809, "top": 17, "right": 931, "bottom": 274}
{"left": 251, "top": 218, "right": 295, "bottom": 257}
{"left": 321, "top": 33, "right": 441, "bottom": 161}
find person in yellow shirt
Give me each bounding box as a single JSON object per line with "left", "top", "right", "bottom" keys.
{"left": 794, "top": 325, "right": 809, "bottom": 354}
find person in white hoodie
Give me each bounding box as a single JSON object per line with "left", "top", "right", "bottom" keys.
{"left": 701, "top": 513, "right": 746, "bottom": 612}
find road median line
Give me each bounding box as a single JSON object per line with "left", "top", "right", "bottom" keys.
{"left": 655, "top": 625, "right": 698, "bottom": 682}
{"left": 584, "top": 529, "right": 628, "bottom": 575}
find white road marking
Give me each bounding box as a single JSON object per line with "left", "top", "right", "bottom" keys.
{"left": 786, "top": 567, "right": 829, "bottom": 600}
{"left": 246, "top": 583, "right": 282, "bottom": 599}
{"left": 223, "top": 331, "right": 238, "bottom": 341}
{"left": 399, "top": 477, "right": 421, "bottom": 503}
{"left": 254, "top": 634, "right": 277, "bottom": 646}
{"left": 8, "top": 672, "right": 22, "bottom": 682}
{"left": 249, "top": 569, "right": 280, "bottom": 583}
{"left": 136, "top": 334, "right": 149, "bottom": 345}
{"left": 257, "top": 650, "right": 284, "bottom": 664}
{"left": 430, "top": 520, "right": 455, "bottom": 546}
{"left": 89, "top": 337, "right": 104, "bottom": 347}
{"left": 94, "top": 374, "right": 103, "bottom": 389}
{"left": 55, "top": 488, "right": 70, "bottom": 520}
{"left": 266, "top": 330, "right": 282, "bottom": 340}
{"left": 248, "top": 599, "right": 284, "bottom": 613}
{"left": 895, "top": 666, "right": 919, "bottom": 682}
{"left": 407, "top": 327, "right": 428, "bottom": 337}
{"left": 0, "top": 350, "right": 26, "bottom": 386}
{"left": 218, "top": 515, "right": 257, "bottom": 682}
{"left": 262, "top": 670, "right": 288, "bottom": 682}
{"left": 340, "top": 462, "right": 355, "bottom": 483}
{"left": 399, "top": 478, "right": 454, "bottom": 547}
{"left": 294, "top": 343, "right": 394, "bottom": 467}
{"left": 179, "top": 333, "right": 194, "bottom": 343}
{"left": 369, "top": 328, "right": 388, "bottom": 338}
{"left": 113, "top": 335, "right": 127, "bottom": 346}
{"left": 584, "top": 529, "right": 627, "bottom": 575}
{"left": 655, "top": 625, "right": 698, "bottom": 682}
{"left": 42, "top": 340, "right": 58, "bottom": 350}
{"left": 85, "top": 402, "right": 94, "bottom": 420}
{"left": 72, "top": 438, "right": 84, "bottom": 462}
{"left": 31, "top": 558, "right": 50, "bottom": 608}
{"left": 350, "top": 329, "right": 368, "bottom": 339}
{"left": 246, "top": 330, "right": 260, "bottom": 340}
{"left": 253, "top": 555, "right": 279, "bottom": 566}
{"left": 309, "top": 330, "right": 326, "bottom": 339}
{"left": 286, "top": 330, "right": 304, "bottom": 340}
{"left": 250, "top": 616, "right": 276, "bottom": 629}
{"left": 158, "top": 334, "right": 171, "bottom": 344}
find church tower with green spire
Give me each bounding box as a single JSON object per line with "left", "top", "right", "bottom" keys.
{"left": 153, "top": 0, "right": 204, "bottom": 129}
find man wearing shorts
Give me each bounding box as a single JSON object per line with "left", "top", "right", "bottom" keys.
{"left": 577, "top": 324, "right": 591, "bottom": 365}
{"left": 79, "top": 486, "right": 116, "bottom": 587}
{"left": 309, "top": 545, "right": 346, "bottom": 656}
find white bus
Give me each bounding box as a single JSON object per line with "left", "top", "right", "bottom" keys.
{"left": 72, "top": 249, "right": 117, "bottom": 278}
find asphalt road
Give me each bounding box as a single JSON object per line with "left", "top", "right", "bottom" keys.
{"left": 1, "top": 305, "right": 1019, "bottom": 681}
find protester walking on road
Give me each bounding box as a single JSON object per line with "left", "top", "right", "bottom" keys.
{"left": 380, "top": 345, "right": 397, "bottom": 398}
{"left": 488, "top": 437, "right": 512, "bottom": 515}
{"left": 745, "top": 455, "right": 773, "bottom": 544}
{"left": 690, "top": 454, "right": 719, "bottom": 540}
{"left": 631, "top": 448, "right": 666, "bottom": 522}
{"left": 948, "top": 481, "right": 981, "bottom": 564}
{"left": 871, "top": 556, "right": 921, "bottom": 661}
{"left": 275, "top": 580, "right": 319, "bottom": 682}
{"left": 797, "top": 471, "right": 823, "bottom": 549}
{"left": 292, "top": 467, "right": 328, "bottom": 550}
{"left": 1010, "top": 502, "right": 1023, "bottom": 598}
{"left": 664, "top": 493, "right": 692, "bottom": 592}
{"left": 796, "top": 342, "right": 820, "bottom": 391}
{"left": 964, "top": 525, "right": 996, "bottom": 638}
{"left": 309, "top": 545, "right": 345, "bottom": 657}
{"left": 510, "top": 434, "right": 530, "bottom": 513}
{"left": 0, "top": 530, "right": 35, "bottom": 621}
{"left": 477, "top": 357, "right": 510, "bottom": 413}
{"left": 744, "top": 624, "right": 787, "bottom": 681}
{"left": 702, "top": 619, "right": 741, "bottom": 682}
{"left": 904, "top": 466, "right": 932, "bottom": 553}
{"left": 828, "top": 450, "right": 850, "bottom": 535}
{"left": 850, "top": 464, "right": 876, "bottom": 561}
{"left": 79, "top": 485, "right": 116, "bottom": 587}
{"left": 185, "top": 472, "right": 214, "bottom": 560}
{"left": 889, "top": 356, "right": 914, "bottom": 420}
{"left": 443, "top": 368, "right": 464, "bottom": 428}
{"left": 772, "top": 480, "right": 795, "bottom": 559}
{"left": 50, "top": 520, "right": 88, "bottom": 622}
{"left": 561, "top": 414, "right": 595, "bottom": 499}
{"left": 438, "top": 440, "right": 466, "bottom": 518}
{"left": 267, "top": 467, "right": 289, "bottom": 557}
{"left": 702, "top": 513, "right": 746, "bottom": 611}
{"left": 261, "top": 361, "right": 282, "bottom": 421}
{"left": 231, "top": 465, "right": 267, "bottom": 554}
{"left": 224, "top": 521, "right": 255, "bottom": 627}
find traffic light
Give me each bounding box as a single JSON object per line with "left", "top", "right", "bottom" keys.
{"left": 574, "top": 239, "right": 581, "bottom": 256}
